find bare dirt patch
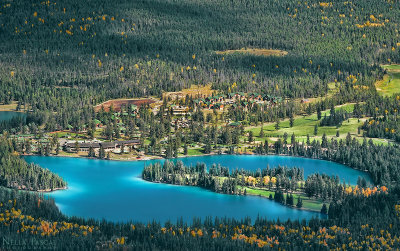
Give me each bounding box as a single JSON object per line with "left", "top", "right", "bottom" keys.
{"left": 94, "top": 98, "right": 156, "bottom": 112}
{"left": 215, "top": 48, "right": 288, "bottom": 57}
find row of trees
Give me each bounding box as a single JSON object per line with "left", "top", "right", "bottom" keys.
{"left": 319, "top": 108, "right": 351, "bottom": 127}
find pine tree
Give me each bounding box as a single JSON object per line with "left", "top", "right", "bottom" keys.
{"left": 74, "top": 141, "right": 79, "bottom": 153}
{"left": 99, "top": 146, "right": 106, "bottom": 159}
{"left": 204, "top": 139, "right": 212, "bottom": 154}
{"left": 296, "top": 197, "right": 303, "bottom": 208}
{"left": 45, "top": 144, "right": 50, "bottom": 156}
{"left": 259, "top": 126, "right": 264, "bottom": 137}
{"left": 289, "top": 114, "right": 294, "bottom": 127}
{"left": 166, "top": 144, "right": 173, "bottom": 158}
{"left": 55, "top": 142, "right": 60, "bottom": 155}
{"left": 88, "top": 146, "right": 95, "bottom": 157}
{"left": 286, "top": 194, "right": 294, "bottom": 206}
{"left": 321, "top": 133, "right": 328, "bottom": 147}
{"left": 275, "top": 118, "right": 280, "bottom": 130}
{"left": 120, "top": 143, "right": 125, "bottom": 154}
{"left": 173, "top": 142, "right": 178, "bottom": 158}
{"left": 321, "top": 203, "right": 328, "bottom": 214}
{"left": 248, "top": 131, "right": 253, "bottom": 143}
{"left": 317, "top": 106, "right": 322, "bottom": 120}
{"left": 283, "top": 132, "right": 288, "bottom": 144}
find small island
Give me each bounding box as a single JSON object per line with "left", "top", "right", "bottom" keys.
{"left": 142, "top": 160, "right": 384, "bottom": 213}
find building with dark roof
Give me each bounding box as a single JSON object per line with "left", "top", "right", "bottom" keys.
{"left": 64, "top": 140, "right": 140, "bottom": 153}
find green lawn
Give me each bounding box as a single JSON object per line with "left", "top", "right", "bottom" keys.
{"left": 244, "top": 104, "right": 390, "bottom": 146}
{"left": 185, "top": 148, "right": 204, "bottom": 156}
{"left": 54, "top": 131, "right": 89, "bottom": 140}
{"left": 242, "top": 187, "right": 324, "bottom": 212}
{"left": 376, "top": 65, "right": 400, "bottom": 97}
{"left": 244, "top": 187, "right": 275, "bottom": 198}
{"left": 299, "top": 196, "right": 325, "bottom": 211}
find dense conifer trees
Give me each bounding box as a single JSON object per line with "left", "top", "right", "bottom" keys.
{"left": 0, "top": 137, "right": 66, "bottom": 191}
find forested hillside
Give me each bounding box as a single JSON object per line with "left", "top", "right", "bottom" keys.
{"left": 0, "top": 136, "right": 66, "bottom": 191}
{"left": 0, "top": 0, "right": 398, "bottom": 129}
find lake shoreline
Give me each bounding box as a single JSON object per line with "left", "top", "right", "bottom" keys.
{"left": 5, "top": 185, "right": 68, "bottom": 193}
{"left": 23, "top": 154, "right": 364, "bottom": 223}
{"left": 21, "top": 151, "right": 371, "bottom": 178}
{"left": 245, "top": 192, "right": 322, "bottom": 213}
{"left": 0, "top": 104, "right": 27, "bottom": 112}
{"left": 37, "top": 186, "right": 68, "bottom": 193}
{"left": 141, "top": 178, "right": 323, "bottom": 214}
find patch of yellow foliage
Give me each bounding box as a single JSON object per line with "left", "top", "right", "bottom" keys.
{"left": 216, "top": 48, "right": 288, "bottom": 57}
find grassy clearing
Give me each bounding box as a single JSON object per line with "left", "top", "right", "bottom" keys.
{"left": 325, "top": 82, "right": 341, "bottom": 99}
{"left": 51, "top": 131, "right": 90, "bottom": 140}
{"left": 242, "top": 187, "right": 324, "bottom": 212}
{"left": 163, "top": 84, "right": 215, "bottom": 100}
{"left": 246, "top": 105, "right": 361, "bottom": 140}
{"left": 185, "top": 148, "right": 204, "bottom": 156}
{"left": 375, "top": 65, "right": 400, "bottom": 96}
{"left": 181, "top": 84, "right": 215, "bottom": 96}
{"left": 244, "top": 103, "right": 390, "bottom": 146}
{"left": 300, "top": 196, "right": 325, "bottom": 211}
{"left": 298, "top": 82, "right": 340, "bottom": 104}
{"left": 244, "top": 187, "right": 275, "bottom": 198}
{"left": 215, "top": 48, "right": 288, "bottom": 57}
{"left": 0, "top": 102, "right": 19, "bottom": 111}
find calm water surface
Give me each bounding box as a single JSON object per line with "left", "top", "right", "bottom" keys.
{"left": 24, "top": 155, "right": 370, "bottom": 224}
{"left": 0, "top": 111, "right": 25, "bottom": 122}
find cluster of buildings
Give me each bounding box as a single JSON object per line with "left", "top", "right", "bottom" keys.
{"left": 169, "top": 105, "right": 190, "bottom": 116}
{"left": 171, "top": 117, "right": 190, "bottom": 129}
{"left": 63, "top": 140, "right": 140, "bottom": 153}
{"left": 109, "top": 105, "right": 139, "bottom": 121}
{"left": 194, "top": 92, "right": 282, "bottom": 110}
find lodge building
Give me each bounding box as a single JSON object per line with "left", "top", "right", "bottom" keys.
{"left": 64, "top": 140, "right": 140, "bottom": 153}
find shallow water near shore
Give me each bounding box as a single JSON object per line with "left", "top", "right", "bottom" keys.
{"left": 24, "top": 155, "right": 370, "bottom": 224}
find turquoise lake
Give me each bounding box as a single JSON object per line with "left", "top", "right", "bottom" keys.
{"left": 0, "top": 111, "right": 26, "bottom": 122}
{"left": 24, "top": 155, "right": 371, "bottom": 224}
